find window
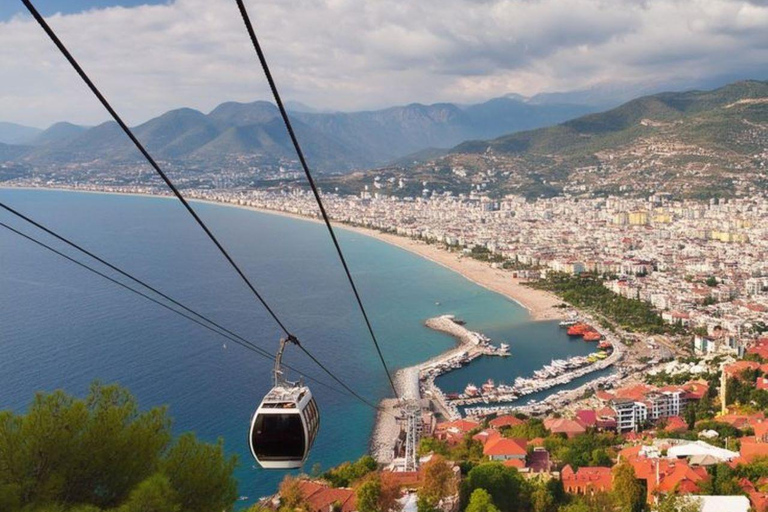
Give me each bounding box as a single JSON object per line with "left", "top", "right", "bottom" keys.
{"left": 252, "top": 413, "right": 305, "bottom": 460}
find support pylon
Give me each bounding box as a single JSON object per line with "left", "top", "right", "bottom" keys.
{"left": 403, "top": 401, "right": 422, "bottom": 472}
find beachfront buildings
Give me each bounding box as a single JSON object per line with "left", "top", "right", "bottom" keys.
{"left": 596, "top": 381, "right": 707, "bottom": 432}
{"left": 155, "top": 187, "right": 768, "bottom": 346}
{"left": 22, "top": 183, "right": 768, "bottom": 346}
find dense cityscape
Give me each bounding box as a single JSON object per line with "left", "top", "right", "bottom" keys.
{"left": 2, "top": 1, "right": 767, "bottom": 509}
{"left": 5, "top": 175, "right": 768, "bottom": 510}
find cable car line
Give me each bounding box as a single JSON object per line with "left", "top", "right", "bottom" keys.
{"left": 0, "top": 204, "right": 384, "bottom": 411}
{"left": 0, "top": 218, "right": 381, "bottom": 407}
{"left": 234, "top": 0, "right": 399, "bottom": 399}
{"left": 21, "top": 0, "right": 292, "bottom": 339}
{"left": 21, "top": 0, "right": 400, "bottom": 467}
{"left": 20, "top": 0, "right": 387, "bottom": 409}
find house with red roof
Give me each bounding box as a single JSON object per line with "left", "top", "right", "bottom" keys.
{"left": 574, "top": 410, "right": 597, "bottom": 429}
{"left": 489, "top": 414, "right": 524, "bottom": 429}
{"left": 723, "top": 361, "right": 760, "bottom": 378}
{"left": 483, "top": 436, "right": 527, "bottom": 463}
{"left": 716, "top": 412, "right": 765, "bottom": 430}
{"left": 740, "top": 478, "right": 768, "bottom": 512}
{"left": 664, "top": 416, "right": 689, "bottom": 433}
{"left": 296, "top": 480, "right": 357, "bottom": 512}
{"left": 435, "top": 419, "right": 480, "bottom": 444}
{"left": 561, "top": 465, "right": 612, "bottom": 494}
{"left": 544, "top": 417, "right": 587, "bottom": 438}
{"left": 747, "top": 338, "right": 768, "bottom": 361}
{"left": 619, "top": 445, "right": 711, "bottom": 504}
{"left": 753, "top": 420, "right": 768, "bottom": 442}
{"left": 472, "top": 429, "right": 500, "bottom": 445}
{"left": 738, "top": 436, "right": 768, "bottom": 463}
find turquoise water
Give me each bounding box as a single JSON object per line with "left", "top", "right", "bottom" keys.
{"left": 0, "top": 189, "right": 591, "bottom": 501}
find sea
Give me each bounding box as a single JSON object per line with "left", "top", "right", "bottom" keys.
{"left": 0, "top": 188, "right": 601, "bottom": 501}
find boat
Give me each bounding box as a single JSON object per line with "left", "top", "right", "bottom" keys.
{"left": 482, "top": 379, "right": 496, "bottom": 393}
{"left": 583, "top": 330, "right": 602, "bottom": 342}
{"left": 567, "top": 323, "right": 591, "bottom": 336}
{"left": 559, "top": 319, "right": 578, "bottom": 327}
{"left": 499, "top": 343, "right": 510, "bottom": 356}
{"left": 465, "top": 383, "right": 480, "bottom": 397}
{"left": 598, "top": 341, "right": 612, "bottom": 350}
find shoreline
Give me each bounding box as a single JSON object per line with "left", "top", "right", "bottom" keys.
{"left": 1, "top": 185, "right": 564, "bottom": 321}
{"left": 3, "top": 185, "right": 616, "bottom": 465}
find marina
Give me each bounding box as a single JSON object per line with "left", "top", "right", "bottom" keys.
{"left": 415, "top": 316, "right": 625, "bottom": 422}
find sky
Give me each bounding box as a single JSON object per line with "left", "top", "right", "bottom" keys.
{"left": 1, "top": 0, "right": 767, "bottom": 128}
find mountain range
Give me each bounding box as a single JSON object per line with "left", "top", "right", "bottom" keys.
{"left": 328, "top": 80, "right": 768, "bottom": 198}
{"left": 0, "top": 97, "right": 595, "bottom": 172}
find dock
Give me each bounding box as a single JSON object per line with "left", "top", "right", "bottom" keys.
{"left": 417, "top": 315, "right": 510, "bottom": 420}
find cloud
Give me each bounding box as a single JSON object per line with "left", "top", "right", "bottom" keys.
{"left": 1, "top": 0, "right": 766, "bottom": 127}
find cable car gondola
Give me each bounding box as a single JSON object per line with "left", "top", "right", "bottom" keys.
{"left": 249, "top": 337, "right": 319, "bottom": 469}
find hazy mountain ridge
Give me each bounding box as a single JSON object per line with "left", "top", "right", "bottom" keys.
{"left": 327, "top": 80, "right": 768, "bottom": 198}
{"left": 0, "top": 97, "right": 595, "bottom": 172}
{"left": 0, "top": 122, "right": 42, "bottom": 145}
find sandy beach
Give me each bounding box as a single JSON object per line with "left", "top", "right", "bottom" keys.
{"left": 185, "top": 197, "right": 566, "bottom": 321}
{"left": 334, "top": 225, "right": 566, "bottom": 321}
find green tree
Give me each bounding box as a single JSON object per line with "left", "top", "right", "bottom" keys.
{"left": 161, "top": 433, "right": 237, "bottom": 512}
{"left": 558, "top": 493, "right": 613, "bottom": 512}
{"left": 557, "top": 503, "right": 590, "bottom": 512}
{"left": 685, "top": 404, "right": 697, "bottom": 431}
{"left": 356, "top": 476, "right": 382, "bottom": 512}
{"left": 462, "top": 463, "right": 526, "bottom": 512}
{"left": 612, "top": 462, "right": 645, "bottom": 512}
{"left": 324, "top": 455, "right": 378, "bottom": 488}
{"left": 117, "top": 474, "right": 180, "bottom": 512}
{"left": 465, "top": 489, "right": 500, "bottom": 512}
{"left": 417, "top": 494, "right": 439, "bottom": 512}
{"left": 530, "top": 485, "right": 554, "bottom": 512}
{"left": 699, "top": 463, "right": 742, "bottom": 495}
{"left": 589, "top": 448, "right": 613, "bottom": 467}
{"left": 0, "top": 383, "right": 238, "bottom": 512}
{"left": 419, "top": 437, "right": 449, "bottom": 457}
{"left": 544, "top": 479, "right": 566, "bottom": 508}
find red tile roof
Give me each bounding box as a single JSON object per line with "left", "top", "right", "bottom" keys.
{"left": 436, "top": 419, "right": 480, "bottom": 433}
{"left": 664, "top": 416, "right": 689, "bottom": 433}
{"left": 575, "top": 410, "right": 597, "bottom": 428}
{"left": 621, "top": 450, "right": 709, "bottom": 503}
{"left": 717, "top": 412, "right": 765, "bottom": 430}
{"left": 489, "top": 415, "right": 524, "bottom": 429}
{"left": 544, "top": 417, "right": 587, "bottom": 438}
{"left": 297, "top": 481, "right": 356, "bottom": 512}
{"left": 561, "top": 465, "right": 612, "bottom": 494}
{"left": 435, "top": 418, "right": 480, "bottom": 444}
{"left": 740, "top": 437, "right": 768, "bottom": 463}
{"left": 483, "top": 437, "right": 527, "bottom": 457}
{"left": 472, "top": 429, "right": 501, "bottom": 445}
{"left": 724, "top": 361, "right": 760, "bottom": 378}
